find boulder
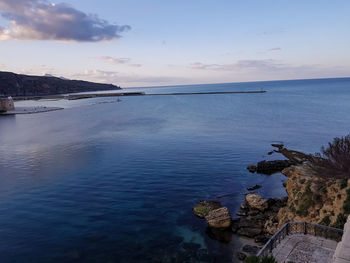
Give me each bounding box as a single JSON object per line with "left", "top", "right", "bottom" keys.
{"left": 247, "top": 165, "right": 257, "bottom": 173}
{"left": 205, "top": 207, "right": 231, "bottom": 229}
{"left": 193, "top": 200, "right": 222, "bottom": 218}
{"left": 256, "top": 160, "right": 292, "bottom": 174}
{"left": 231, "top": 218, "right": 240, "bottom": 233}
{"left": 237, "top": 227, "right": 262, "bottom": 237}
{"left": 242, "top": 245, "right": 259, "bottom": 255}
{"left": 237, "top": 252, "right": 247, "bottom": 260}
{"left": 245, "top": 193, "right": 268, "bottom": 211}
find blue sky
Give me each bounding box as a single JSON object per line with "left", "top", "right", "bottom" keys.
{"left": 0, "top": 0, "right": 349, "bottom": 87}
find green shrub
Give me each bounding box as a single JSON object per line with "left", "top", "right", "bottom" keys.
{"left": 245, "top": 255, "right": 259, "bottom": 263}
{"left": 260, "top": 256, "right": 277, "bottom": 263}
{"left": 320, "top": 216, "right": 331, "bottom": 226}
{"left": 283, "top": 182, "right": 287, "bottom": 187}
{"left": 299, "top": 178, "right": 306, "bottom": 184}
{"left": 289, "top": 204, "right": 296, "bottom": 213}
{"left": 340, "top": 178, "right": 348, "bottom": 189}
{"left": 244, "top": 255, "right": 277, "bottom": 263}
{"left": 297, "top": 186, "right": 314, "bottom": 216}
{"left": 332, "top": 213, "right": 347, "bottom": 229}
{"left": 315, "top": 194, "right": 322, "bottom": 203}
{"left": 343, "top": 189, "right": 350, "bottom": 214}
{"left": 321, "top": 186, "right": 328, "bottom": 194}
{"left": 338, "top": 194, "right": 342, "bottom": 199}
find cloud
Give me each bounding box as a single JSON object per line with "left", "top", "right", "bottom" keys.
{"left": 72, "top": 69, "right": 190, "bottom": 87}
{"left": 98, "top": 56, "right": 142, "bottom": 67}
{"left": 189, "top": 59, "right": 286, "bottom": 72}
{"left": 189, "top": 59, "right": 350, "bottom": 82}
{"left": 0, "top": 0, "right": 131, "bottom": 41}
{"left": 268, "top": 47, "right": 282, "bottom": 51}
{"left": 98, "top": 56, "right": 131, "bottom": 64}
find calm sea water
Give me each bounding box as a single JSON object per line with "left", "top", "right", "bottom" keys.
{"left": 0, "top": 78, "right": 350, "bottom": 262}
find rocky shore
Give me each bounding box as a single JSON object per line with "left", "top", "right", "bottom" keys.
{"left": 193, "top": 143, "right": 350, "bottom": 261}
{"left": 0, "top": 106, "right": 64, "bottom": 115}
{"left": 232, "top": 194, "right": 287, "bottom": 243}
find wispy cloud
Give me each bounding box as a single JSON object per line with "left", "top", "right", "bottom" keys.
{"left": 98, "top": 56, "right": 131, "bottom": 64}
{"left": 0, "top": 0, "right": 131, "bottom": 41}
{"left": 72, "top": 69, "right": 190, "bottom": 87}
{"left": 189, "top": 59, "right": 285, "bottom": 72}
{"left": 98, "top": 56, "right": 142, "bottom": 67}
{"left": 268, "top": 47, "right": 282, "bottom": 51}
{"left": 189, "top": 59, "right": 350, "bottom": 81}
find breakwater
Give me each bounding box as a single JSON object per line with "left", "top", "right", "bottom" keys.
{"left": 13, "top": 90, "right": 266, "bottom": 101}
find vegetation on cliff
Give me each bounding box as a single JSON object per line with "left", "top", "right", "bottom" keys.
{"left": 309, "top": 134, "right": 350, "bottom": 179}
{"left": 277, "top": 134, "right": 350, "bottom": 229}
{"left": 0, "top": 71, "right": 120, "bottom": 97}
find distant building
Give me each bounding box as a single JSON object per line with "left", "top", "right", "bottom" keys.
{"left": 0, "top": 95, "right": 15, "bottom": 112}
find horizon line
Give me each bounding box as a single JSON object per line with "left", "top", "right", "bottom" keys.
{"left": 123, "top": 76, "right": 350, "bottom": 89}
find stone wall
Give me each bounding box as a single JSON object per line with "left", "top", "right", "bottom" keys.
{"left": 0, "top": 97, "right": 15, "bottom": 112}
{"left": 333, "top": 215, "right": 350, "bottom": 263}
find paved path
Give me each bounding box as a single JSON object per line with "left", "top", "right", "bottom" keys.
{"left": 272, "top": 234, "right": 338, "bottom": 263}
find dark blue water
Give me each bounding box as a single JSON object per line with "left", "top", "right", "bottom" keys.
{"left": 0, "top": 78, "right": 350, "bottom": 262}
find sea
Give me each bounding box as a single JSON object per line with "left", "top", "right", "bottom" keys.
{"left": 0, "top": 78, "right": 349, "bottom": 263}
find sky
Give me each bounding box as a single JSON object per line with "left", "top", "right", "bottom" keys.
{"left": 0, "top": 0, "right": 349, "bottom": 87}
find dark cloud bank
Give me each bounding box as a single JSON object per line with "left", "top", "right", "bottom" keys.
{"left": 0, "top": 0, "right": 130, "bottom": 41}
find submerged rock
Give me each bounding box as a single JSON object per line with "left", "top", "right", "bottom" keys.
{"left": 256, "top": 160, "right": 292, "bottom": 175}
{"left": 206, "top": 227, "right": 232, "bottom": 243}
{"left": 205, "top": 207, "right": 231, "bottom": 229}
{"left": 247, "top": 165, "right": 257, "bottom": 173}
{"left": 247, "top": 184, "right": 262, "bottom": 191}
{"left": 193, "top": 200, "right": 222, "bottom": 218}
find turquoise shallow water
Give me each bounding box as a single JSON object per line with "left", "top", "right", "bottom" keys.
{"left": 0, "top": 78, "right": 350, "bottom": 262}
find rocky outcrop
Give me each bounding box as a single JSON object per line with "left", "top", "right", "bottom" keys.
{"left": 277, "top": 165, "right": 350, "bottom": 228}
{"left": 245, "top": 193, "right": 268, "bottom": 211}
{"left": 0, "top": 71, "right": 120, "bottom": 97}
{"left": 255, "top": 160, "right": 293, "bottom": 175}
{"left": 247, "top": 144, "right": 313, "bottom": 175}
{"left": 193, "top": 200, "right": 222, "bottom": 218}
{"left": 205, "top": 207, "right": 232, "bottom": 229}
{"left": 232, "top": 193, "right": 287, "bottom": 243}
{"left": 271, "top": 143, "right": 312, "bottom": 163}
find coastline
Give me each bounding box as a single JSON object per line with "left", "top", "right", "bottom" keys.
{"left": 0, "top": 106, "right": 64, "bottom": 115}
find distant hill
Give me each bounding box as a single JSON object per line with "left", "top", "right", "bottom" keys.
{"left": 0, "top": 71, "right": 121, "bottom": 97}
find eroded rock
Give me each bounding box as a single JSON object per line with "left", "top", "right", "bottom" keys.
{"left": 256, "top": 160, "right": 292, "bottom": 175}
{"left": 193, "top": 200, "right": 222, "bottom": 218}
{"left": 245, "top": 193, "right": 268, "bottom": 211}
{"left": 205, "top": 207, "right": 231, "bottom": 229}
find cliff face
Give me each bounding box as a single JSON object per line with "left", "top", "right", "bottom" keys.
{"left": 0, "top": 71, "right": 121, "bottom": 97}
{"left": 278, "top": 165, "right": 349, "bottom": 229}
